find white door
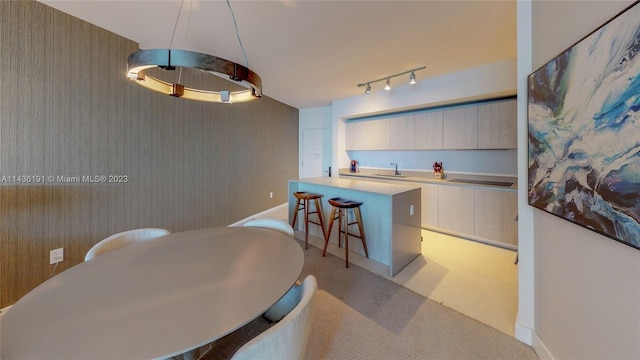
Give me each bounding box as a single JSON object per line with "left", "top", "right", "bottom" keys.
{"left": 301, "top": 128, "right": 332, "bottom": 178}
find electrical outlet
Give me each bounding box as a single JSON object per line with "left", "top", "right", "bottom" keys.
{"left": 269, "top": 192, "right": 273, "bottom": 199}
{"left": 50, "top": 248, "right": 64, "bottom": 264}
{"left": 409, "top": 204, "right": 414, "bottom": 216}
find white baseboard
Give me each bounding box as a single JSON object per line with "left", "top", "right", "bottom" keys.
{"left": 531, "top": 330, "right": 554, "bottom": 360}
{"left": 515, "top": 320, "right": 533, "bottom": 345}
{"left": 227, "top": 203, "right": 288, "bottom": 227}
{"left": 515, "top": 314, "right": 554, "bottom": 360}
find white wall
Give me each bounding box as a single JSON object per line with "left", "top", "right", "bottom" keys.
{"left": 331, "top": 59, "right": 517, "bottom": 175}
{"left": 530, "top": 1, "right": 640, "bottom": 359}
{"left": 516, "top": 0, "right": 535, "bottom": 346}
{"left": 300, "top": 106, "right": 333, "bottom": 130}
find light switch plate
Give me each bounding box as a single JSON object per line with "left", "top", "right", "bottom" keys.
{"left": 50, "top": 248, "right": 64, "bottom": 264}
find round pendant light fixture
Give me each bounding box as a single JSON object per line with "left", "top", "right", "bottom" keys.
{"left": 127, "top": 49, "right": 262, "bottom": 103}
{"left": 126, "top": 0, "right": 262, "bottom": 104}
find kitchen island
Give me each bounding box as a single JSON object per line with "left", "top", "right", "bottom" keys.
{"left": 289, "top": 177, "right": 422, "bottom": 276}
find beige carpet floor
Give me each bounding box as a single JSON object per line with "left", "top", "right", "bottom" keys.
{"left": 202, "top": 239, "right": 538, "bottom": 360}
{"left": 299, "top": 241, "right": 537, "bottom": 360}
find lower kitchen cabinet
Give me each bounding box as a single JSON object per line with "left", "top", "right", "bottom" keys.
{"left": 413, "top": 181, "right": 518, "bottom": 248}
{"left": 420, "top": 184, "right": 439, "bottom": 228}
{"left": 474, "top": 188, "right": 518, "bottom": 246}
{"left": 437, "top": 185, "right": 475, "bottom": 235}
{"left": 345, "top": 174, "right": 519, "bottom": 249}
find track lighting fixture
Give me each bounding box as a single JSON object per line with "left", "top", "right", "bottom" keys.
{"left": 357, "top": 66, "right": 425, "bottom": 95}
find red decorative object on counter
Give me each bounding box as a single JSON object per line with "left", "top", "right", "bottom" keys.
{"left": 433, "top": 162, "right": 444, "bottom": 179}
{"left": 350, "top": 160, "right": 359, "bottom": 173}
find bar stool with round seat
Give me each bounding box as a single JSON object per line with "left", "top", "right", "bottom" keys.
{"left": 291, "top": 191, "right": 327, "bottom": 249}
{"left": 323, "top": 197, "right": 369, "bottom": 268}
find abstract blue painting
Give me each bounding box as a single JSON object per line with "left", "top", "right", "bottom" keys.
{"left": 528, "top": 1, "right": 640, "bottom": 250}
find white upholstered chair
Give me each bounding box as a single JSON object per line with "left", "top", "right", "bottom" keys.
{"left": 84, "top": 228, "right": 170, "bottom": 261}
{"left": 242, "top": 218, "right": 295, "bottom": 238}
{"left": 230, "top": 274, "right": 317, "bottom": 360}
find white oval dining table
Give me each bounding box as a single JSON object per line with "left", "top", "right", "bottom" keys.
{"left": 1, "top": 226, "right": 304, "bottom": 360}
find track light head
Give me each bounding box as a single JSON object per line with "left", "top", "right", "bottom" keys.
{"left": 385, "top": 78, "right": 391, "bottom": 91}
{"left": 409, "top": 71, "right": 416, "bottom": 85}
{"left": 365, "top": 83, "right": 371, "bottom": 94}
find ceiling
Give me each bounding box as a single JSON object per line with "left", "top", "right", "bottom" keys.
{"left": 38, "top": 0, "right": 516, "bottom": 109}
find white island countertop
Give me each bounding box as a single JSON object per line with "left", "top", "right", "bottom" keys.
{"left": 295, "top": 176, "right": 421, "bottom": 196}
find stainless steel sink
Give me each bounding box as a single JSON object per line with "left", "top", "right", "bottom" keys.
{"left": 447, "top": 178, "right": 513, "bottom": 187}
{"left": 373, "top": 173, "right": 409, "bottom": 178}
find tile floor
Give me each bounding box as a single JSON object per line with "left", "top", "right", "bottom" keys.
{"left": 302, "top": 229, "right": 519, "bottom": 337}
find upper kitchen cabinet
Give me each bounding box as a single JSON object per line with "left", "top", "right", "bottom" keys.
{"left": 389, "top": 114, "right": 415, "bottom": 150}
{"left": 345, "top": 97, "right": 516, "bottom": 151}
{"left": 443, "top": 105, "right": 477, "bottom": 149}
{"left": 477, "top": 99, "right": 517, "bottom": 149}
{"left": 414, "top": 110, "right": 443, "bottom": 149}
{"left": 345, "top": 118, "right": 390, "bottom": 150}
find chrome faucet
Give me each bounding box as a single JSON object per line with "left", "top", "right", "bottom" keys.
{"left": 391, "top": 163, "right": 401, "bottom": 175}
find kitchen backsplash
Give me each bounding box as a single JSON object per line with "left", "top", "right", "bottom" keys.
{"left": 347, "top": 149, "right": 517, "bottom": 176}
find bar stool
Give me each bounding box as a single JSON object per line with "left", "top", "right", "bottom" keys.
{"left": 324, "top": 197, "right": 369, "bottom": 268}
{"left": 291, "top": 191, "right": 327, "bottom": 249}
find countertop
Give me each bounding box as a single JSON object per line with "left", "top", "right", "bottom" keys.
{"left": 338, "top": 168, "right": 518, "bottom": 191}
{"left": 291, "top": 177, "right": 420, "bottom": 196}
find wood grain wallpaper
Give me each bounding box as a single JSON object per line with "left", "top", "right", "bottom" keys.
{"left": 0, "top": 1, "right": 299, "bottom": 307}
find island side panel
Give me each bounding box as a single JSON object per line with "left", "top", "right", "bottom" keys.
{"left": 390, "top": 188, "right": 422, "bottom": 276}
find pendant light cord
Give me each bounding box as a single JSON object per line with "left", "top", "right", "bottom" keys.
{"left": 169, "top": 0, "right": 248, "bottom": 68}
{"left": 168, "top": 0, "right": 193, "bottom": 84}
{"left": 226, "top": 0, "right": 249, "bottom": 68}
{"left": 169, "top": 0, "right": 185, "bottom": 50}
